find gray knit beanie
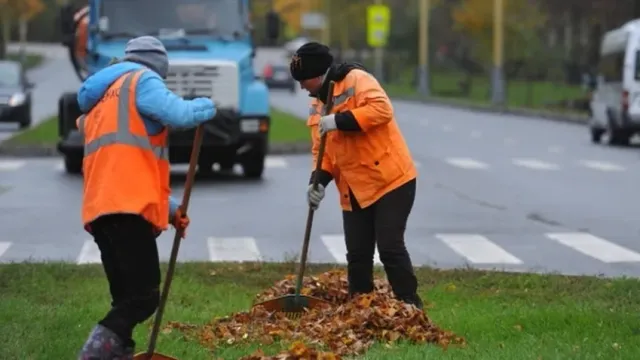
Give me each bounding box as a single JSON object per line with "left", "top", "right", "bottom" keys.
{"left": 122, "top": 36, "right": 169, "bottom": 79}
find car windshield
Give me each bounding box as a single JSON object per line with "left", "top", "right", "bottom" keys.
{"left": 101, "top": 0, "right": 245, "bottom": 39}
{"left": 0, "top": 62, "right": 20, "bottom": 86}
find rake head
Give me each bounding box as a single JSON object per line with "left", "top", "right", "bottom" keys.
{"left": 253, "top": 294, "right": 332, "bottom": 319}
{"left": 132, "top": 352, "right": 179, "bottom": 360}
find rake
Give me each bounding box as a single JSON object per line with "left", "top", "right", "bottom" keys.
{"left": 252, "top": 81, "right": 337, "bottom": 319}
{"left": 133, "top": 124, "right": 204, "bottom": 360}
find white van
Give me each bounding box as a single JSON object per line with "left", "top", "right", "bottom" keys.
{"left": 590, "top": 19, "right": 640, "bottom": 146}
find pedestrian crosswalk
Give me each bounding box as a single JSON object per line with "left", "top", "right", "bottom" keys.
{"left": 2, "top": 232, "right": 640, "bottom": 271}
{"left": 545, "top": 233, "right": 640, "bottom": 263}
{"left": 435, "top": 234, "right": 523, "bottom": 264}
{"left": 0, "top": 156, "right": 633, "bottom": 174}
{"left": 443, "top": 157, "right": 632, "bottom": 172}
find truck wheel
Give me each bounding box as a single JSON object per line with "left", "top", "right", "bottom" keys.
{"left": 241, "top": 152, "right": 265, "bottom": 179}
{"left": 590, "top": 127, "right": 604, "bottom": 144}
{"left": 64, "top": 152, "right": 83, "bottom": 174}
{"left": 19, "top": 109, "right": 32, "bottom": 129}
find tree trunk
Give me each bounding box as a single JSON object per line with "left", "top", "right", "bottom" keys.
{"left": 0, "top": 16, "right": 9, "bottom": 59}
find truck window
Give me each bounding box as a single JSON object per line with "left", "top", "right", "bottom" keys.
{"left": 598, "top": 51, "right": 624, "bottom": 82}
{"left": 100, "top": 0, "right": 245, "bottom": 38}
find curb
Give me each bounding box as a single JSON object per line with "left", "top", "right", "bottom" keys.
{"left": 392, "top": 95, "right": 590, "bottom": 126}
{"left": 0, "top": 142, "right": 310, "bottom": 158}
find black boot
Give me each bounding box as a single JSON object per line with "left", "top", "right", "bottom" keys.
{"left": 78, "top": 324, "right": 134, "bottom": 360}
{"left": 399, "top": 293, "right": 424, "bottom": 310}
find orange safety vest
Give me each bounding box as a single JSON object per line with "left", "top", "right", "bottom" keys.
{"left": 76, "top": 70, "right": 171, "bottom": 231}
{"left": 307, "top": 69, "right": 417, "bottom": 211}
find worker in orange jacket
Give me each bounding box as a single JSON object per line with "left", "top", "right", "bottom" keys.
{"left": 77, "top": 36, "right": 218, "bottom": 359}
{"left": 289, "top": 42, "right": 423, "bottom": 309}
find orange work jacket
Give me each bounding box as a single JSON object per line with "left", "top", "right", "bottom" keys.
{"left": 307, "top": 69, "right": 417, "bottom": 211}
{"left": 76, "top": 69, "right": 171, "bottom": 231}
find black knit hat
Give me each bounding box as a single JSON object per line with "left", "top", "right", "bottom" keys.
{"left": 289, "top": 42, "right": 334, "bottom": 81}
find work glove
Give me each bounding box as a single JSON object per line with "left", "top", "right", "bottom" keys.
{"left": 318, "top": 114, "right": 337, "bottom": 137}
{"left": 307, "top": 184, "right": 325, "bottom": 210}
{"left": 172, "top": 207, "right": 190, "bottom": 239}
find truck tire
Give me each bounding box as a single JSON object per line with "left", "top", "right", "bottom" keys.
{"left": 60, "top": 92, "right": 81, "bottom": 134}
{"left": 64, "top": 152, "right": 83, "bottom": 174}
{"left": 241, "top": 151, "right": 265, "bottom": 179}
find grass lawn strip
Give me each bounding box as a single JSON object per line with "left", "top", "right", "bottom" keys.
{"left": 268, "top": 108, "right": 310, "bottom": 143}
{"left": 2, "top": 115, "right": 59, "bottom": 146}
{"left": 3, "top": 108, "right": 308, "bottom": 146}
{"left": 6, "top": 52, "right": 44, "bottom": 71}
{"left": 380, "top": 70, "right": 587, "bottom": 112}
{"left": 1, "top": 262, "right": 638, "bottom": 359}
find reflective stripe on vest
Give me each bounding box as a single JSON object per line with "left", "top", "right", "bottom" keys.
{"left": 308, "top": 86, "right": 355, "bottom": 116}
{"left": 82, "top": 72, "right": 169, "bottom": 160}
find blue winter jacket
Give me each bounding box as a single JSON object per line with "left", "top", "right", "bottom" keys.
{"left": 76, "top": 61, "right": 216, "bottom": 221}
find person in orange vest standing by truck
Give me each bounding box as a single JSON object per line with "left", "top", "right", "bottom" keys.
{"left": 76, "top": 36, "right": 217, "bottom": 359}
{"left": 289, "top": 42, "right": 424, "bottom": 310}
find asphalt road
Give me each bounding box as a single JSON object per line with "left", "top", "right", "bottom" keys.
{"left": 1, "top": 44, "right": 639, "bottom": 278}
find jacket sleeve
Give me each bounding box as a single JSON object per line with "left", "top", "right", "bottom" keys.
{"left": 135, "top": 71, "right": 217, "bottom": 129}
{"left": 168, "top": 196, "right": 180, "bottom": 222}
{"left": 308, "top": 122, "right": 334, "bottom": 187}
{"left": 333, "top": 71, "right": 393, "bottom": 132}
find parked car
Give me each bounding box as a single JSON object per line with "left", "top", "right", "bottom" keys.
{"left": 263, "top": 64, "right": 295, "bottom": 93}
{"left": 0, "top": 60, "right": 34, "bottom": 129}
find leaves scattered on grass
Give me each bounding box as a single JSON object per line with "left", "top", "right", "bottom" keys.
{"left": 167, "top": 269, "right": 465, "bottom": 359}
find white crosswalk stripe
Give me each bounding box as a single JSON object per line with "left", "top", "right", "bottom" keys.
{"left": 435, "top": 234, "right": 523, "bottom": 264}
{"left": 207, "top": 236, "right": 262, "bottom": 262}
{"left": 0, "top": 242, "right": 11, "bottom": 258}
{"left": 320, "top": 234, "right": 381, "bottom": 265}
{"left": 77, "top": 240, "right": 101, "bottom": 264}
{"left": 445, "top": 157, "right": 489, "bottom": 169}
{"left": 545, "top": 232, "right": 640, "bottom": 263}
{"left": 578, "top": 160, "right": 625, "bottom": 172}
{"left": 264, "top": 156, "right": 288, "bottom": 168}
{"left": 0, "top": 160, "right": 26, "bottom": 171}
{"left": 512, "top": 158, "right": 559, "bottom": 170}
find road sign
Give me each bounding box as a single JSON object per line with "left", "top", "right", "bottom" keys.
{"left": 366, "top": 4, "right": 390, "bottom": 48}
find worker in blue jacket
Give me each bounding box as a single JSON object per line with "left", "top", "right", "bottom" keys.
{"left": 76, "top": 36, "right": 216, "bottom": 359}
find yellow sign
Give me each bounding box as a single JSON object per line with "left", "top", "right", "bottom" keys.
{"left": 366, "top": 4, "right": 390, "bottom": 48}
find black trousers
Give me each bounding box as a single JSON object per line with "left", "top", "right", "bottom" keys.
{"left": 342, "top": 178, "right": 422, "bottom": 307}
{"left": 90, "top": 214, "right": 161, "bottom": 347}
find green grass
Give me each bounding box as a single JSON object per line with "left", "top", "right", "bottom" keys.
{"left": 2, "top": 108, "right": 308, "bottom": 146}
{"left": 383, "top": 70, "right": 588, "bottom": 112}
{"left": 6, "top": 52, "right": 44, "bottom": 71}
{"left": 268, "top": 108, "right": 310, "bottom": 143}
{"left": 1, "top": 262, "right": 639, "bottom": 359}
{"left": 2, "top": 115, "right": 59, "bottom": 146}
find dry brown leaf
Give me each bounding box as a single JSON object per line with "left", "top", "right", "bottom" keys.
{"left": 168, "top": 269, "right": 465, "bottom": 359}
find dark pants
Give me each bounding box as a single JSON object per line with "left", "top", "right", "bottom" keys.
{"left": 90, "top": 214, "right": 161, "bottom": 347}
{"left": 343, "top": 178, "right": 422, "bottom": 308}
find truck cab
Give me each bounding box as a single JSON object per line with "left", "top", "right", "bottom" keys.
{"left": 56, "top": 0, "right": 280, "bottom": 178}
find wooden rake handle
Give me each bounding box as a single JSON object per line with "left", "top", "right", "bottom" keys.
{"left": 294, "top": 81, "right": 336, "bottom": 297}
{"left": 144, "top": 124, "right": 205, "bottom": 358}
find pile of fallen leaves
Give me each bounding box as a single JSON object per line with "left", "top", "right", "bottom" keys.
{"left": 167, "top": 269, "right": 465, "bottom": 359}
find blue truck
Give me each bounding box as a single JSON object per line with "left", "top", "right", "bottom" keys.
{"left": 56, "top": 0, "right": 280, "bottom": 179}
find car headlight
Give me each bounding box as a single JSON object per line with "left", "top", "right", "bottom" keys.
{"left": 8, "top": 93, "right": 26, "bottom": 107}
